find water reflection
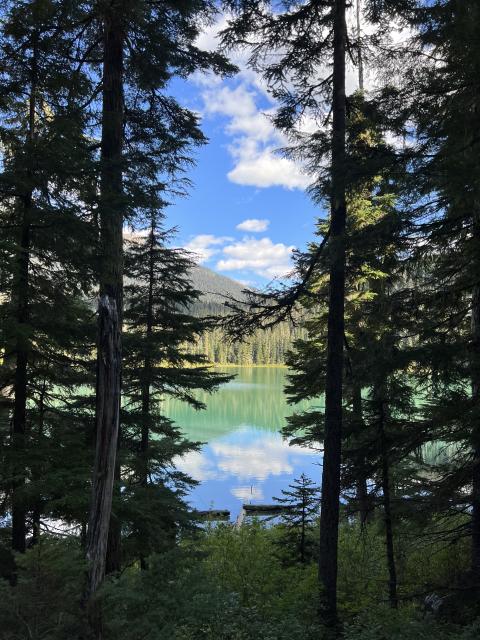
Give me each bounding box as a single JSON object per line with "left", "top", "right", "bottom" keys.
{"left": 165, "top": 367, "right": 321, "bottom": 516}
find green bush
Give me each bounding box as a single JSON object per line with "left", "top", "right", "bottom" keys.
{"left": 0, "top": 539, "right": 87, "bottom": 640}
{"left": 344, "top": 607, "right": 480, "bottom": 640}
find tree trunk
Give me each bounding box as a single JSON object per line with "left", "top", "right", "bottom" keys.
{"left": 378, "top": 400, "right": 398, "bottom": 608}
{"left": 11, "top": 29, "right": 38, "bottom": 557}
{"left": 141, "top": 222, "right": 155, "bottom": 485}
{"left": 318, "top": 0, "right": 347, "bottom": 626}
{"left": 30, "top": 379, "right": 46, "bottom": 547}
{"left": 139, "top": 222, "right": 155, "bottom": 570}
{"left": 471, "top": 207, "right": 480, "bottom": 583}
{"left": 355, "top": 0, "right": 364, "bottom": 92}
{"left": 352, "top": 384, "right": 371, "bottom": 526}
{"left": 301, "top": 495, "right": 306, "bottom": 564}
{"left": 85, "top": 4, "right": 124, "bottom": 617}
{"left": 105, "top": 460, "right": 122, "bottom": 574}
{"left": 11, "top": 216, "right": 30, "bottom": 556}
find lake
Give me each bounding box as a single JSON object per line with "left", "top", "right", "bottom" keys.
{"left": 164, "top": 366, "right": 321, "bottom": 519}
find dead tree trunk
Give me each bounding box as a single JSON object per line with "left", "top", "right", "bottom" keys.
{"left": 85, "top": 4, "right": 124, "bottom": 616}
{"left": 86, "top": 298, "right": 121, "bottom": 594}
{"left": 318, "top": 0, "right": 347, "bottom": 626}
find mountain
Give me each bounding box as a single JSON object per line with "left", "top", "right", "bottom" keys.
{"left": 186, "top": 265, "right": 302, "bottom": 366}
{"left": 189, "top": 265, "right": 248, "bottom": 307}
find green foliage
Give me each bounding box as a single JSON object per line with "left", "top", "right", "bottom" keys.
{"left": 0, "top": 520, "right": 477, "bottom": 640}
{"left": 344, "top": 608, "right": 480, "bottom": 640}
{"left": 190, "top": 309, "right": 303, "bottom": 366}
{"left": 0, "top": 539, "right": 87, "bottom": 639}
{"left": 102, "top": 523, "right": 321, "bottom": 640}
{"left": 273, "top": 474, "right": 320, "bottom": 564}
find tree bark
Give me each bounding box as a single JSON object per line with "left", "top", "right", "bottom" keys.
{"left": 85, "top": 4, "right": 124, "bottom": 617}
{"left": 30, "top": 379, "right": 46, "bottom": 547}
{"left": 141, "top": 222, "right": 155, "bottom": 485}
{"left": 105, "top": 461, "right": 122, "bottom": 574}
{"left": 471, "top": 206, "right": 480, "bottom": 583}
{"left": 301, "top": 493, "right": 306, "bottom": 564}
{"left": 139, "top": 221, "right": 155, "bottom": 570}
{"left": 11, "top": 28, "right": 38, "bottom": 557}
{"left": 355, "top": 0, "right": 364, "bottom": 92}
{"left": 352, "top": 384, "right": 370, "bottom": 527}
{"left": 378, "top": 400, "right": 398, "bottom": 608}
{"left": 318, "top": 0, "right": 347, "bottom": 626}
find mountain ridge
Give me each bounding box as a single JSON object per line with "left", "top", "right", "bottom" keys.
{"left": 189, "top": 264, "right": 248, "bottom": 306}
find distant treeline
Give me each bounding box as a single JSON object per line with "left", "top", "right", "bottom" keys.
{"left": 188, "top": 302, "right": 304, "bottom": 365}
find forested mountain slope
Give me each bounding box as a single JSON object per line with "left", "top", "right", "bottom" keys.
{"left": 188, "top": 265, "right": 299, "bottom": 365}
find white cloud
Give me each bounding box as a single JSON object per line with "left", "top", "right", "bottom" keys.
{"left": 184, "top": 234, "right": 232, "bottom": 263}
{"left": 175, "top": 429, "right": 317, "bottom": 503}
{"left": 216, "top": 236, "right": 295, "bottom": 279}
{"left": 232, "top": 485, "right": 264, "bottom": 502}
{"left": 236, "top": 218, "right": 270, "bottom": 233}
{"left": 202, "top": 82, "right": 310, "bottom": 190}
{"left": 228, "top": 142, "right": 310, "bottom": 189}
{"left": 193, "top": 7, "right": 416, "bottom": 191}
{"left": 211, "top": 433, "right": 314, "bottom": 481}
{"left": 175, "top": 450, "right": 218, "bottom": 482}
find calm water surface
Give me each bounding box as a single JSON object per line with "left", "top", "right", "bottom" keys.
{"left": 164, "top": 367, "right": 321, "bottom": 518}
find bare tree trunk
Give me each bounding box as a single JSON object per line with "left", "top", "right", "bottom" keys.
{"left": 105, "top": 461, "right": 121, "bottom": 574}
{"left": 85, "top": 4, "right": 124, "bottom": 623}
{"left": 318, "top": 0, "right": 347, "bottom": 626}
{"left": 86, "top": 297, "right": 121, "bottom": 582}
{"left": 378, "top": 400, "right": 398, "bottom": 608}
{"left": 11, "top": 29, "right": 38, "bottom": 558}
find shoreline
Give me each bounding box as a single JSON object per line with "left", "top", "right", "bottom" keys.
{"left": 211, "top": 363, "right": 288, "bottom": 369}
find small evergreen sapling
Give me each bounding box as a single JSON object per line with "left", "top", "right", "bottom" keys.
{"left": 273, "top": 474, "right": 320, "bottom": 564}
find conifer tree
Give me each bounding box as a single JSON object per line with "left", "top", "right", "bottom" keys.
{"left": 0, "top": 0, "right": 95, "bottom": 560}
{"left": 77, "top": 0, "right": 235, "bottom": 606}
{"left": 121, "top": 215, "right": 231, "bottom": 566}
{"left": 375, "top": 0, "right": 480, "bottom": 587}
{"left": 222, "top": 3, "right": 414, "bottom": 620}
{"left": 221, "top": 0, "right": 351, "bottom": 620}
{"left": 283, "top": 86, "right": 423, "bottom": 607}
{"left": 273, "top": 474, "right": 320, "bottom": 564}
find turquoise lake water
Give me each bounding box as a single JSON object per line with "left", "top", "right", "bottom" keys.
{"left": 163, "top": 366, "right": 321, "bottom": 518}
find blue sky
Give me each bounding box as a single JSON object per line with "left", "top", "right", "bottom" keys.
{"left": 164, "top": 7, "right": 411, "bottom": 288}
{"left": 166, "top": 15, "right": 322, "bottom": 288}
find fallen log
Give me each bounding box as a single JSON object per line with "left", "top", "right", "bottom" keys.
{"left": 242, "top": 504, "right": 292, "bottom": 514}
{"left": 236, "top": 503, "right": 294, "bottom": 528}
{"left": 196, "top": 509, "right": 230, "bottom": 520}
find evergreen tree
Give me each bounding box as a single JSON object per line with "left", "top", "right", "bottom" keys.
{"left": 284, "top": 88, "right": 423, "bottom": 608}
{"left": 78, "top": 0, "right": 235, "bottom": 606}
{"left": 121, "top": 215, "right": 231, "bottom": 566}
{"left": 273, "top": 474, "right": 320, "bottom": 564}
{"left": 221, "top": 0, "right": 412, "bottom": 621}
{"left": 0, "top": 0, "right": 95, "bottom": 562}
{"left": 375, "top": 0, "right": 480, "bottom": 588}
